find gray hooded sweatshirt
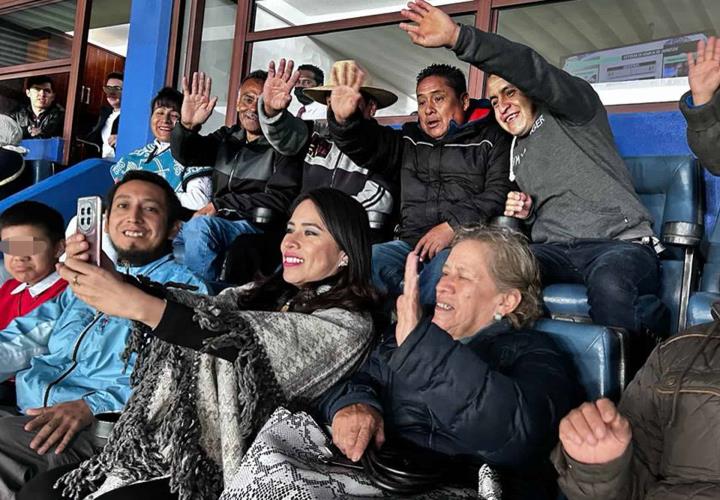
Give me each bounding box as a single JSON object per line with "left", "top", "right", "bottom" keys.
{"left": 452, "top": 25, "right": 654, "bottom": 244}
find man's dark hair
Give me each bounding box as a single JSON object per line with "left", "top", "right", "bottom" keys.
{"left": 416, "top": 64, "right": 467, "bottom": 98}
{"left": 0, "top": 201, "right": 65, "bottom": 243}
{"left": 105, "top": 170, "right": 182, "bottom": 227}
{"left": 298, "top": 64, "right": 324, "bottom": 85}
{"left": 25, "top": 75, "right": 54, "bottom": 92}
{"left": 241, "top": 70, "right": 268, "bottom": 84}
{"left": 106, "top": 72, "right": 124, "bottom": 83}
{"left": 151, "top": 87, "right": 183, "bottom": 114}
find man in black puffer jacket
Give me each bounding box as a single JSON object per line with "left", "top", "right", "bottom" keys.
{"left": 328, "top": 62, "right": 512, "bottom": 305}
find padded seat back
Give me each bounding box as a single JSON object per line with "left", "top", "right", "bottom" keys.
{"left": 623, "top": 155, "right": 701, "bottom": 260}
{"left": 535, "top": 319, "right": 624, "bottom": 401}
{"left": 543, "top": 156, "right": 701, "bottom": 335}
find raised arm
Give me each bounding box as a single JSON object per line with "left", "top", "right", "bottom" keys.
{"left": 258, "top": 59, "right": 312, "bottom": 157}
{"left": 170, "top": 72, "right": 225, "bottom": 166}
{"left": 680, "top": 37, "right": 720, "bottom": 174}
{"left": 399, "top": 0, "right": 598, "bottom": 123}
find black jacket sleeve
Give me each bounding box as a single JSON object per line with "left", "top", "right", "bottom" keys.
{"left": 452, "top": 24, "right": 598, "bottom": 125}
{"left": 442, "top": 128, "right": 514, "bottom": 228}
{"left": 212, "top": 150, "right": 303, "bottom": 216}
{"left": 328, "top": 108, "right": 404, "bottom": 180}
{"left": 388, "top": 319, "right": 576, "bottom": 466}
{"left": 170, "top": 122, "right": 227, "bottom": 167}
{"left": 316, "top": 341, "right": 388, "bottom": 424}
{"left": 679, "top": 89, "right": 720, "bottom": 175}
{"left": 152, "top": 299, "right": 238, "bottom": 361}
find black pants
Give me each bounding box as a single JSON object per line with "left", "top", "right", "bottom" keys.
{"left": 18, "top": 463, "right": 178, "bottom": 500}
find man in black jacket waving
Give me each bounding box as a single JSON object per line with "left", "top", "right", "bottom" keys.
{"left": 170, "top": 70, "right": 302, "bottom": 282}
{"left": 329, "top": 61, "right": 512, "bottom": 305}
{"left": 398, "top": 1, "right": 669, "bottom": 346}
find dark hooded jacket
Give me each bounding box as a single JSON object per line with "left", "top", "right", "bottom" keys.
{"left": 328, "top": 99, "right": 512, "bottom": 246}
{"left": 553, "top": 320, "right": 720, "bottom": 500}
{"left": 319, "top": 317, "right": 580, "bottom": 499}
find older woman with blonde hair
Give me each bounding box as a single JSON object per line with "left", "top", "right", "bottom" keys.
{"left": 313, "top": 225, "right": 580, "bottom": 499}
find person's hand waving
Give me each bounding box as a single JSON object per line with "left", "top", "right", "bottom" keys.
{"left": 688, "top": 36, "right": 720, "bottom": 107}
{"left": 180, "top": 72, "right": 218, "bottom": 129}
{"left": 399, "top": 0, "right": 461, "bottom": 48}
{"left": 329, "top": 62, "right": 365, "bottom": 124}
{"left": 395, "top": 252, "right": 422, "bottom": 346}
{"left": 263, "top": 59, "right": 300, "bottom": 118}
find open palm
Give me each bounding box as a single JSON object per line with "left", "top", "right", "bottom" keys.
{"left": 688, "top": 37, "right": 720, "bottom": 106}
{"left": 263, "top": 59, "right": 300, "bottom": 116}
{"left": 330, "top": 85, "right": 363, "bottom": 123}
{"left": 399, "top": 0, "right": 460, "bottom": 48}
{"left": 181, "top": 72, "right": 218, "bottom": 128}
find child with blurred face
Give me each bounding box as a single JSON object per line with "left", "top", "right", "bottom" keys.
{"left": 0, "top": 201, "right": 67, "bottom": 329}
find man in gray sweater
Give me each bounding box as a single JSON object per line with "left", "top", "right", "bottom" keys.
{"left": 399, "top": 0, "right": 669, "bottom": 341}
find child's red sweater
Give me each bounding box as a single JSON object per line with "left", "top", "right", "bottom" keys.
{"left": 0, "top": 273, "right": 68, "bottom": 329}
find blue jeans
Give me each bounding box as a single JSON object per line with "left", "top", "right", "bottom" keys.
{"left": 371, "top": 240, "right": 449, "bottom": 306}
{"left": 173, "top": 216, "right": 261, "bottom": 282}
{"left": 531, "top": 240, "right": 669, "bottom": 335}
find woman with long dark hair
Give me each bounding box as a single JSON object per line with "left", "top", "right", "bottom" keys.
{"left": 23, "top": 188, "right": 378, "bottom": 500}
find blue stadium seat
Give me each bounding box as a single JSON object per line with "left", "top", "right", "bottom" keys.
{"left": 687, "top": 211, "right": 720, "bottom": 326}
{"left": 543, "top": 156, "right": 703, "bottom": 335}
{"left": 535, "top": 319, "right": 625, "bottom": 401}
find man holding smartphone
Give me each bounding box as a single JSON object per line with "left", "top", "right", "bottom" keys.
{"left": 0, "top": 171, "right": 207, "bottom": 496}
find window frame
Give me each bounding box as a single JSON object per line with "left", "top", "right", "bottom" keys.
{"left": 0, "top": 0, "right": 91, "bottom": 164}
{"left": 174, "top": 0, "right": 692, "bottom": 127}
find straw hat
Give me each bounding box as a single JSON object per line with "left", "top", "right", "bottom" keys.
{"left": 303, "top": 60, "right": 398, "bottom": 110}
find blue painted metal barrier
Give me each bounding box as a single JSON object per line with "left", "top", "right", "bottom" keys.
{"left": 0, "top": 159, "right": 113, "bottom": 224}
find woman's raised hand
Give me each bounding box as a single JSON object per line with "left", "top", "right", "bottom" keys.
{"left": 395, "top": 252, "right": 422, "bottom": 346}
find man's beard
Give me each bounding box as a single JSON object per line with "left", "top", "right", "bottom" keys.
{"left": 114, "top": 240, "right": 172, "bottom": 267}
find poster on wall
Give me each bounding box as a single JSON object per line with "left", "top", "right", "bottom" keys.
{"left": 562, "top": 33, "right": 707, "bottom": 84}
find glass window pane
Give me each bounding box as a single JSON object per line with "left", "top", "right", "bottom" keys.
{"left": 253, "top": 0, "right": 468, "bottom": 31}
{"left": 250, "top": 15, "right": 474, "bottom": 117}
{"left": 496, "top": 0, "right": 720, "bottom": 105}
{"left": 0, "top": 1, "right": 77, "bottom": 68}
{"left": 197, "top": 0, "right": 237, "bottom": 130}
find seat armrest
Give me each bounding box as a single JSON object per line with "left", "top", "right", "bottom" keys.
{"left": 662, "top": 221, "right": 703, "bottom": 247}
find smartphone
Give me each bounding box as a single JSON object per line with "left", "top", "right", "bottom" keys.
{"left": 76, "top": 196, "right": 103, "bottom": 266}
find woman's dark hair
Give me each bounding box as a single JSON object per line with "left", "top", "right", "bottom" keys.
{"left": 241, "top": 188, "right": 378, "bottom": 314}
{"left": 151, "top": 87, "right": 182, "bottom": 113}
